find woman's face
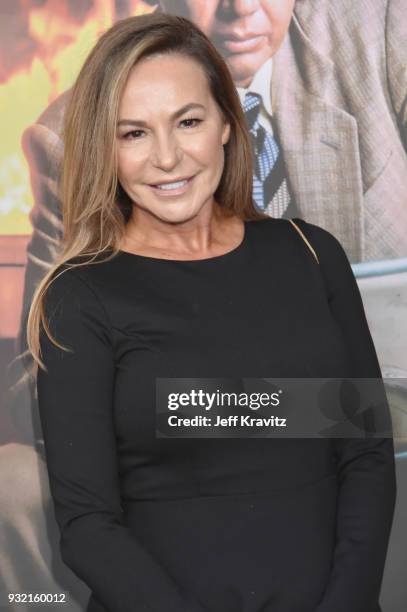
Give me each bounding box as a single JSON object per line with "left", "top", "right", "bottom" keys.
{"left": 116, "top": 53, "right": 231, "bottom": 225}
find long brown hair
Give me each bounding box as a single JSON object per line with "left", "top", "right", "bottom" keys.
{"left": 25, "top": 11, "right": 269, "bottom": 377}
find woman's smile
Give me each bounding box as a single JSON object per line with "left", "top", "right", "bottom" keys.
{"left": 147, "top": 174, "right": 197, "bottom": 197}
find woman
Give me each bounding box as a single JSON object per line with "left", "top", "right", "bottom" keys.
{"left": 27, "top": 12, "right": 396, "bottom": 612}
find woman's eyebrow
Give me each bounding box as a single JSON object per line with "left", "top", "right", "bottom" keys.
{"left": 117, "top": 102, "right": 206, "bottom": 127}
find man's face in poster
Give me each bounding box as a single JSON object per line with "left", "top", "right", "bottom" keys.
{"left": 159, "top": 0, "right": 296, "bottom": 87}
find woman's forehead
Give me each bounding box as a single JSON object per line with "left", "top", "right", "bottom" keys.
{"left": 119, "top": 55, "right": 211, "bottom": 108}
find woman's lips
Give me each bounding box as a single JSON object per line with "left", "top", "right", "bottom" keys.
{"left": 222, "top": 35, "right": 267, "bottom": 54}
{"left": 148, "top": 175, "right": 195, "bottom": 197}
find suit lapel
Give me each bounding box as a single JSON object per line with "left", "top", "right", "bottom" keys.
{"left": 272, "top": 4, "right": 363, "bottom": 261}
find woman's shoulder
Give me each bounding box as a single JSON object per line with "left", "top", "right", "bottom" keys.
{"left": 289, "top": 217, "right": 351, "bottom": 266}
{"left": 250, "top": 216, "right": 351, "bottom": 270}
{"left": 48, "top": 249, "right": 120, "bottom": 291}
{"left": 41, "top": 262, "right": 113, "bottom": 349}
{"left": 252, "top": 215, "right": 342, "bottom": 245}
{"left": 44, "top": 254, "right": 115, "bottom": 320}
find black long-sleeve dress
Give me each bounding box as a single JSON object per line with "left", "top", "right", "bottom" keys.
{"left": 37, "top": 216, "right": 396, "bottom": 612}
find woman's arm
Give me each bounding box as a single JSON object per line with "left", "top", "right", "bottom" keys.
{"left": 37, "top": 268, "right": 206, "bottom": 612}
{"left": 294, "top": 219, "right": 397, "bottom": 612}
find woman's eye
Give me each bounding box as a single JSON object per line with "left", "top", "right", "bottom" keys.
{"left": 180, "top": 117, "right": 202, "bottom": 128}
{"left": 123, "top": 130, "right": 144, "bottom": 140}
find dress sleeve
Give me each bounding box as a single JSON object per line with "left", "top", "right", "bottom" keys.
{"left": 293, "top": 219, "right": 397, "bottom": 612}
{"left": 36, "top": 268, "right": 206, "bottom": 612}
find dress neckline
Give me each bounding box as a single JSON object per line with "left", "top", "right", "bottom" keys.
{"left": 117, "top": 220, "right": 250, "bottom": 264}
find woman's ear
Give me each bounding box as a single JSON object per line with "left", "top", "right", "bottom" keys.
{"left": 222, "top": 121, "right": 231, "bottom": 145}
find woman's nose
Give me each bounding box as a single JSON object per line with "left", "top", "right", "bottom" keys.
{"left": 151, "top": 131, "right": 182, "bottom": 169}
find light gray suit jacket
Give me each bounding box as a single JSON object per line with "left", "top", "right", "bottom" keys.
{"left": 273, "top": 0, "right": 407, "bottom": 261}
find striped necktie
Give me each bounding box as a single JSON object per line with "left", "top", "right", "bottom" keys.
{"left": 243, "top": 91, "right": 292, "bottom": 217}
